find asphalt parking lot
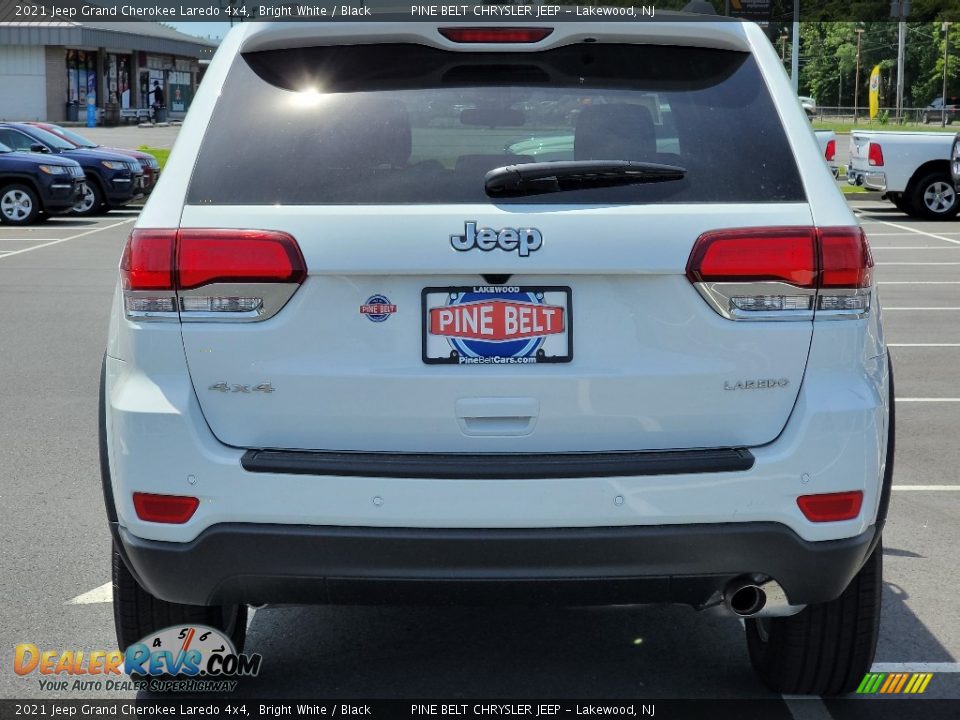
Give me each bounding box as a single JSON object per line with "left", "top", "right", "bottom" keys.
{"left": 0, "top": 188, "right": 957, "bottom": 717}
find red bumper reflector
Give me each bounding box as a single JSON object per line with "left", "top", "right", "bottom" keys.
{"left": 797, "top": 491, "right": 863, "bottom": 522}
{"left": 439, "top": 27, "right": 553, "bottom": 43}
{"left": 133, "top": 492, "right": 200, "bottom": 524}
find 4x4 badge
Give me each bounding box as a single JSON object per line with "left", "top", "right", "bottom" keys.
{"left": 451, "top": 221, "right": 543, "bottom": 257}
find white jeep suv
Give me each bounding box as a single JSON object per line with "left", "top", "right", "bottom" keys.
{"left": 101, "top": 17, "right": 893, "bottom": 696}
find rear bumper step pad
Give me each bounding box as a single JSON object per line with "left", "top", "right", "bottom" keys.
{"left": 240, "top": 447, "right": 755, "bottom": 479}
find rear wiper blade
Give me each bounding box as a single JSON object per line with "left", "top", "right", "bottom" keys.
{"left": 484, "top": 160, "right": 686, "bottom": 198}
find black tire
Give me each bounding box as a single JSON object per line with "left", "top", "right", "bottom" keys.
{"left": 72, "top": 179, "right": 105, "bottom": 217}
{"left": 745, "top": 542, "right": 882, "bottom": 695}
{"left": 0, "top": 183, "right": 41, "bottom": 225}
{"left": 112, "top": 544, "right": 247, "bottom": 655}
{"left": 909, "top": 172, "right": 959, "bottom": 220}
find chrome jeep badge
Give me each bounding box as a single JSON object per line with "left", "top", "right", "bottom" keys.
{"left": 451, "top": 221, "right": 543, "bottom": 257}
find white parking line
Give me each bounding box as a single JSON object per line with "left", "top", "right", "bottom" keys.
{"left": 865, "top": 219, "right": 960, "bottom": 245}
{"left": 897, "top": 397, "right": 960, "bottom": 401}
{"left": 0, "top": 218, "right": 133, "bottom": 261}
{"left": 66, "top": 582, "right": 112, "bottom": 605}
{"left": 893, "top": 485, "right": 960, "bottom": 491}
{"left": 872, "top": 663, "right": 960, "bottom": 672}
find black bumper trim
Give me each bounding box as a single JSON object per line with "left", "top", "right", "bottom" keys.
{"left": 118, "top": 521, "right": 876, "bottom": 608}
{"left": 240, "top": 447, "right": 755, "bottom": 479}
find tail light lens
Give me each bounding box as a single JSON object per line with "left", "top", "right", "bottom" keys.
{"left": 868, "top": 142, "right": 884, "bottom": 167}
{"left": 439, "top": 27, "right": 553, "bottom": 43}
{"left": 797, "top": 491, "right": 863, "bottom": 522}
{"left": 120, "top": 229, "right": 306, "bottom": 322}
{"left": 825, "top": 139, "right": 836, "bottom": 162}
{"left": 687, "top": 226, "right": 873, "bottom": 320}
{"left": 119, "top": 230, "right": 176, "bottom": 314}
{"left": 686, "top": 228, "right": 817, "bottom": 287}
{"left": 133, "top": 492, "right": 200, "bottom": 524}
{"left": 177, "top": 230, "right": 306, "bottom": 289}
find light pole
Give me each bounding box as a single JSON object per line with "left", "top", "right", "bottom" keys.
{"left": 891, "top": 0, "right": 910, "bottom": 123}
{"left": 781, "top": 33, "right": 788, "bottom": 62}
{"left": 790, "top": 0, "right": 799, "bottom": 93}
{"left": 943, "top": 22, "right": 952, "bottom": 128}
{"left": 853, "top": 29, "right": 864, "bottom": 123}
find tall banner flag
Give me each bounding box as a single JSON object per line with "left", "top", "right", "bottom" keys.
{"left": 869, "top": 65, "right": 881, "bottom": 119}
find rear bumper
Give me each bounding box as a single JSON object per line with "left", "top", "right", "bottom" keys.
{"left": 115, "top": 521, "right": 878, "bottom": 607}
{"left": 848, "top": 169, "right": 887, "bottom": 191}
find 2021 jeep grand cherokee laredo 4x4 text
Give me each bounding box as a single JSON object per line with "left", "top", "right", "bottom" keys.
{"left": 101, "top": 18, "right": 892, "bottom": 695}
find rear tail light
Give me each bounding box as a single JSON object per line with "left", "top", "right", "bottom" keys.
{"left": 825, "top": 139, "right": 836, "bottom": 162}
{"left": 797, "top": 491, "right": 863, "bottom": 522}
{"left": 686, "top": 226, "right": 873, "bottom": 320}
{"left": 133, "top": 492, "right": 200, "bottom": 524}
{"left": 120, "top": 230, "right": 176, "bottom": 314}
{"left": 439, "top": 27, "right": 553, "bottom": 43}
{"left": 120, "top": 229, "right": 306, "bottom": 322}
{"left": 868, "top": 142, "right": 884, "bottom": 167}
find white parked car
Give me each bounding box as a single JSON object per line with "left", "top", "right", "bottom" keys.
{"left": 848, "top": 130, "right": 958, "bottom": 218}
{"left": 799, "top": 96, "right": 817, "bottom": 117}
{"left": 102, "top": 16, "right": 892, "bottom": 696}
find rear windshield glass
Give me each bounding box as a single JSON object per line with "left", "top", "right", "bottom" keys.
{"left": 188, "top": 43, "right": 804, "bottom": 205}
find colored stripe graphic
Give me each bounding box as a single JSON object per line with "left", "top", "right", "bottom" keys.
{"left": 857, "top": 672, "right": 933, "bottom": 694}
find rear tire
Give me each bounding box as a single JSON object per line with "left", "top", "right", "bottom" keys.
{"left": 745, "top": 542, "right": 882, "bottom": 695}
{"left": 909, "top": 172, "right": 959, "bottom": 220}
{"left": 112, "top": 544, "right": 247, "bottom": 655}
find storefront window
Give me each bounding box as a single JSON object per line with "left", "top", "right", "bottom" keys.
{"left": 66, "top": 50, "right": 97, "bottom": 106}
{"left": 106, "top": 53, "right": 132, "bottom": 108}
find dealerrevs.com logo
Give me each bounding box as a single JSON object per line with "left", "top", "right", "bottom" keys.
{"left": 14, "top": 625, "right": 262, "bottom": 693}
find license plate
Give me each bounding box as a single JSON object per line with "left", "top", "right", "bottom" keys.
{"left": 422, "top": 286, "right": 572, "bottom": 365}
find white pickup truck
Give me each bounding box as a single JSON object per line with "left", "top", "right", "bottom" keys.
{"left": 847, "top": 130, "right": 957, "bottom": 219}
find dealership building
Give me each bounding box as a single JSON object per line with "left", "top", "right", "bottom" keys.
{"left": 0, "top": 20, "right": 218, "bottom": 123}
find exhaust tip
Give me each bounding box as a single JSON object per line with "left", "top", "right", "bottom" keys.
{"left": 727, "top": 584, "right": 767, "bottom": 617}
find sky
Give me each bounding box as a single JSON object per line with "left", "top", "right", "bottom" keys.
{"left": 169, "top": 22, "right": 233, "bottom": 40}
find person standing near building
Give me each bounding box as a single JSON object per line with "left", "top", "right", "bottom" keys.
{"left": 151, "top": 80, "right": 164, "bottom": 109}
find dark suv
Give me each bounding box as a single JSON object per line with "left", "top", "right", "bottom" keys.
{"left": 922, "top": 96, "right": 959, "bottom": 124}
{"left": 0, "top": 123, "right": 143, "bottom": 216}
{"left": 0, "top": 140, "right": 85, "bottom": 225}
{"left": 27, "top": 123, "right": 161, "bottom": 195}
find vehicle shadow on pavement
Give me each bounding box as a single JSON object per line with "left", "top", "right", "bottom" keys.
{"left": 218, "top": 567, "right": 953, "bottom": 699}
{"left": 226, "top": 604, "right": 782, "bottom": 698}
{"left": 39, "top": 219, "right": 99, "bottom": 227}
